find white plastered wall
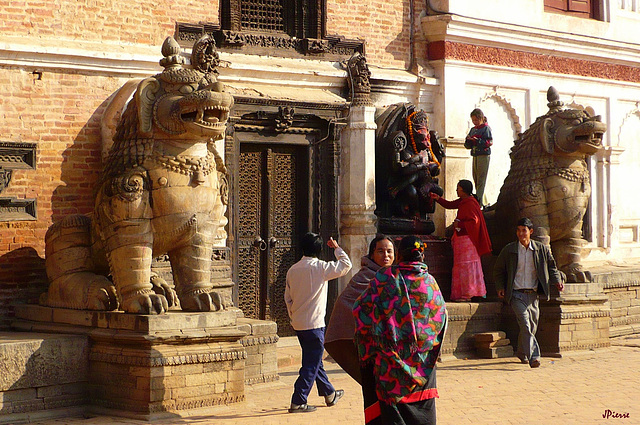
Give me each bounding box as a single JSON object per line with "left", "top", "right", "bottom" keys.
{"left": 427, "top": 59, "right": 640, "bottom": 263}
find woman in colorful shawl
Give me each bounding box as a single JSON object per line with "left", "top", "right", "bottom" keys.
{"left": 325, "top": 235, "right": 396, "bottom": 383}
{"left": 353, "top": 235, "right": 447, "bottom": 425}
{"left": 430, "top": 179, "right": 492, "bottom": 301}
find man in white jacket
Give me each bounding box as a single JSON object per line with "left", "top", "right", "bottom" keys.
{"left": 284, "top": 232, "right": 352, "bottom": 413}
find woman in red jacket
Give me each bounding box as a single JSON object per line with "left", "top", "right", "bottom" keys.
{"left": 430, "top": 180, "right": 492, "bottom": 301}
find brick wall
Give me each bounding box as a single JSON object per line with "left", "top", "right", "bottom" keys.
{"left": 327, "top": 0, "right": 416, "bottom": 69}
{"left": 0, "top": 0, "right": 219, "bottom": 46}
{"left": 0, "top": 67, "right": 132, "bottom": 327}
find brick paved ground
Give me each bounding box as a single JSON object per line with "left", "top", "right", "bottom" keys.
{"left": 29, "top": 334, "right": 640, "bottom": 425}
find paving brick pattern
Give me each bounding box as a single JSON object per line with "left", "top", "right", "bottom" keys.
{"left": 27, "top": 335, "right": 640, "bottom": 425}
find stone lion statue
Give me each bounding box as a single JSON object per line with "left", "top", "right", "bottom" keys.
{"left": 40, "top": 35, "right": 234, "bottom": 314}
{"left": 485, "top": 87, "right": 606, "bottom": 282}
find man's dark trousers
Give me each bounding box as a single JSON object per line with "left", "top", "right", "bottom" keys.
{"left": 292, "top": 327, "right": 335, "bottom": 405}
{"left": 511, "top": 290, "right": 541, "bottom": 363}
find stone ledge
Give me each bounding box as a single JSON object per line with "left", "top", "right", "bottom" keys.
{"left": 14, "top": 305, "right": 238, "bottom": 333}
{"left": 89, "top": 348, "right": 247, "bottom": 367}
{"left": 237, "top": 317, "right": 278, "bottom": 336}
{"left": 0, "top": 406, "right": 87, "bottom": 425}
{"left": 245, "top": 373, "right": 279, "bottom": 386}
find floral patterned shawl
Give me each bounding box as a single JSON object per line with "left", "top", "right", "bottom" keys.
{"left": 353, "top": 262, "right": 447, "bottom": 404}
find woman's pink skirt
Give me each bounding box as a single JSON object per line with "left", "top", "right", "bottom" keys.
{"left": 451, "top": 233, "right": 486, "bottom": 301}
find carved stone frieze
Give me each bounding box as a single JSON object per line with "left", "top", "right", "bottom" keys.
{"left": 0, "top": 141, "right": 37, "bottom": 220}
{"left": 175, "top": 23, "right": 364, "bottom": 60}
{"left": 89, "top": 348, "right": 247, "bottom": 367}
{"left": 304, "top": 38, "right": 330, "bottom": 54}
{"left": 0, "top": 197, "right": 37, "bottom": 221}
{"left": 429, "top": 40, "right": 640, "bottom": 84}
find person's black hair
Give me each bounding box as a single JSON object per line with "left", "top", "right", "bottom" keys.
{"left": 517, "top": 217, "right": 534, "bottom": 230}
{"left": 457, "top": 179, "right": 474, "bottom": 196}
{"left": 367, "top": 234, "right": 395, "bottom": 258}
{"left": 398, "top": 235, "right": 425, "bottom": 263}
{"left": 470, "top": 108, "right": 485, "bottom": 119}
{"left": 301, "top": 232, "right": 323, "bottom": 257}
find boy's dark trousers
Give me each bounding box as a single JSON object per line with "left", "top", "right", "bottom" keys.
{"left": 291, "top": 327, "right": 335, "bottom": 405}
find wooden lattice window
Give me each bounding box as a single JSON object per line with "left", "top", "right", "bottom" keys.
{"left": 544, "top": 0, "right": 603, "bottom": 19}
{"left": 222, "top": 0, "right": 324, "bottom": 39}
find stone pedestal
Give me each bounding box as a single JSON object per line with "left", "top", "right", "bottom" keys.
{"left": 553, "top": 283, "right": 610, "bottom": 353}
{"left": 594, "top": 265, "right": 640, "bottom": 337}
{"left": 237, "top": 318, "right": 279, "bottom": 385}
{"left": 12, "top": 305, "right": 247, "bottom": 420}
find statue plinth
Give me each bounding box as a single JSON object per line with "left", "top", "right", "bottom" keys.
{"left": 377, "top": 217, "right": 435, "bottom": 235}
{"left": 13, "top": 305, "right": 247, "bottom": 420}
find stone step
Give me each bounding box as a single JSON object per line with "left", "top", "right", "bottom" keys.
{"left": 475, "top": 338, "right": 511, "bottom": 348}
{"left": 476, "top": 345, "right": 514, "bottom": 359}
{"left": 473, "top": 331, "right": 507, "bottom": 342}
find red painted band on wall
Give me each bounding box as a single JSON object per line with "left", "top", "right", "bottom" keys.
{"left": 426, "top": 40, "right": 640, "bottom": 84}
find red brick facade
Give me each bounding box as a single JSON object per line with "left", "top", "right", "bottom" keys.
{"left": 327, "top": 0, "right": 414, "bottom": 68}
{"left": 0, "top": 70, "right": 133, "bottom": 326}
{"left": 0, "top": 0, "right": 219, "bottom": 44}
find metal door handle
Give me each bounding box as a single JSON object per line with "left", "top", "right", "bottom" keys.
{"left": 269, "top": 237, "right": 278, "bottom": 248}
{"left": 253, "top": 237, "right": 267, "bottom": 251}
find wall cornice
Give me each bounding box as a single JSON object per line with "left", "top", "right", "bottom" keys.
{"left": 0, "top": 37, "right": 433, "bottom": 106}
{"left": 421, "top": 14, "right": 640, "bottom": 67}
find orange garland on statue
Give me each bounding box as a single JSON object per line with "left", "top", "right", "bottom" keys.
{"left": 405, "top": 111, "right": 440, "bottom": 167}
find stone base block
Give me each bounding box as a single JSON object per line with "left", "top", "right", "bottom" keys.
{"left": 0, "top": 332, "right": 89, "bottom": 421}
{"left": 11, "top": 305, "right": 247, "bottom": 420}
{"left": 596, "top": 267, "right": 640, "bottom": 338}
{"left": 237, "top": 318, "right": 279, "bottom": 385}
{"left": 89, "top": 339, "right": 246, "bottom": 417}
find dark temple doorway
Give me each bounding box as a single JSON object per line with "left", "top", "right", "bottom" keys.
{"left": 226, "top": 102, "right": 344, "bottom": 336}
{"left": 237, "top": 143, "right": 310, "bottom": 336}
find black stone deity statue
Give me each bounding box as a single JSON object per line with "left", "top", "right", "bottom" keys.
{"left": 375, "top": 103, "right": 444, "bottom": 234}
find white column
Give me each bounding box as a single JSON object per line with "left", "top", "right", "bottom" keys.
{"left": 433, "top": 137, "right": 470, "bottom": 236}
{"left": 339, "top": 105, "right": 378, "bottom": 290}
{"left": 606, "top": 146, "right": 626, "bottom": 254}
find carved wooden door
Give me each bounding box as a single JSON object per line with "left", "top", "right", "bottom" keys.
{"left": 237, "top": 143, "right": 309, "bottom": 336}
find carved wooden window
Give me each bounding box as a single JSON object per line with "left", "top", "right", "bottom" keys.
{"left": 222, "top": 0, "right": 324, "bottom": 39}
{"left": 544, "top": 0, "right": 603, "bottom": 19}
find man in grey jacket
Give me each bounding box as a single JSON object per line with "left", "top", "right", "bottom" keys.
{"left": 494, "top": 217, "right": 564, "bottom": 368}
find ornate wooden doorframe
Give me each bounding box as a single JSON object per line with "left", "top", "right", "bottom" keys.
{"left": 225, "top": 99, "right": 347, "bottom": 335}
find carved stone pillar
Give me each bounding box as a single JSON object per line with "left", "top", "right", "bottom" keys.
{"left": 339, "top": 105, "right": 377, "bottom": 291}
